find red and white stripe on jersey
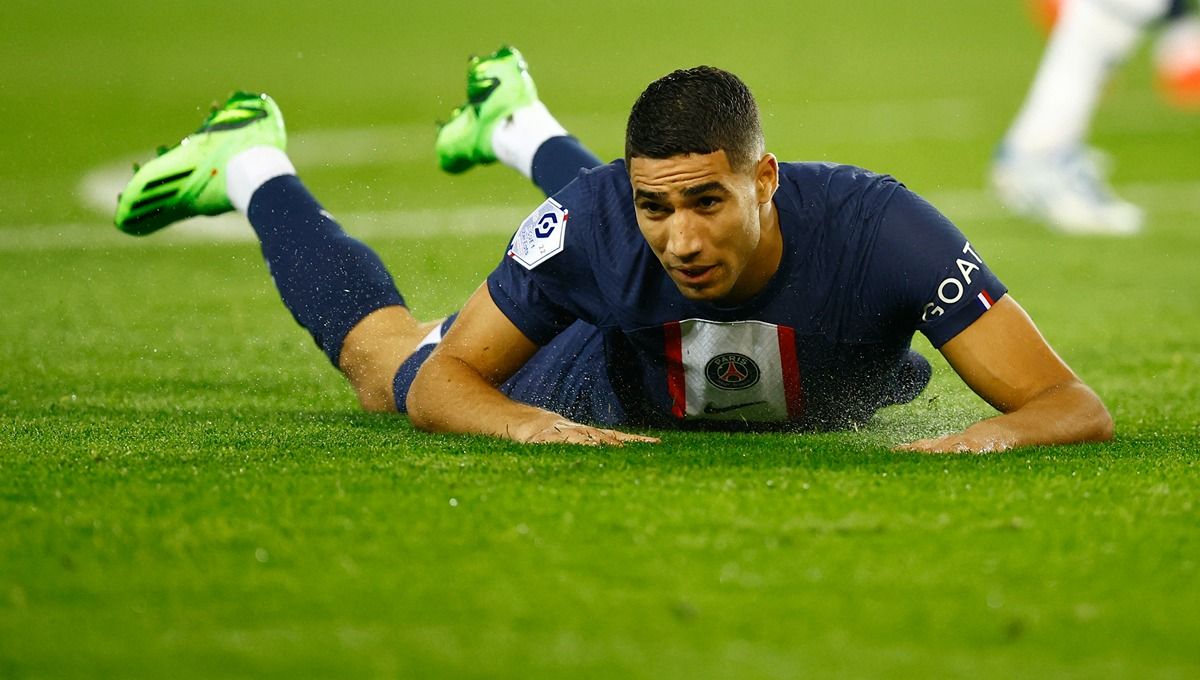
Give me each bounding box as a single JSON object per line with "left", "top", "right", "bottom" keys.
{"left": 977, "top": 289, "right": 995, "bottom": 311}
{"left": 662, "top": 319, "right": 805, "bottom": 422}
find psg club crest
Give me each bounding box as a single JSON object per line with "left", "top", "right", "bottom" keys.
{"left": 704, "top": 353, "right": 761, "bottom": 391}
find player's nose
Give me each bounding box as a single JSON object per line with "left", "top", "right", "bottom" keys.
{"left": 665, "top": 212, "right": 704, "bottom": 261}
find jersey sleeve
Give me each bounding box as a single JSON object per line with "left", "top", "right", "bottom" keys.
{"left": 485, "top": 179, "right": 598, "bottom": 346}
{"left": 870, "top": 186, "right": 1008, "bottom": 348}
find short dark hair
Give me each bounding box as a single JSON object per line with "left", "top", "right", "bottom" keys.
{"left": 624, "top": 66, "right": 764, "bottom": 173}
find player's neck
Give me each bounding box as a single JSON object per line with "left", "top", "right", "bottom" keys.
{"left": 727, "top": 201, "right": 783, "bottom": 303}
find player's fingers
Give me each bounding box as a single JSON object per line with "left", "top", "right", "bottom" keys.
{"left": 894, "top": 437, "right": 968, "bottom": 453}
{"left": 577, "top": 427, "right": 613, "bottom": 447}
{"left": 528, "top": 429, "right": 587, "bottom": 445}
{"left": 582, "top": 427, "right": 641, "bottom": 447}
{"left": 524, "top": 421, "right": 658, "bottom": 447}
{"left": 563, "top": 426, "right": 657, "bottom": 447}
{"left": 528, "top": 424, "right": 618, "bottom": 446}
{"left": 600, "top": 428, "right": 660, "bottom": 444}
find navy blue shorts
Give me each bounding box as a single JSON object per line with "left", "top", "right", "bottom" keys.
{"left": 392, "top": 317, "right": 626, "bottom": 425}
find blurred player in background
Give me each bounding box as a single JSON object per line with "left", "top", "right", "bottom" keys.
{"left": 993, "top": 0, "right": 1200, "bottom": 235}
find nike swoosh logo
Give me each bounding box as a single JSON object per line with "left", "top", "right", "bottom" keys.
{"left": 468, "top": 77, "right": 500, "bottom": 105}
{"left": 703, "top": 401, "right": 768, "bottom": 415}
{"left": 203, "top": 106, "right": 268, "bottom": 132}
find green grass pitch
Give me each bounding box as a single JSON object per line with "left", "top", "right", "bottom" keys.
{"left": 2, "top": 1, "right": 1198, "bottom": 677}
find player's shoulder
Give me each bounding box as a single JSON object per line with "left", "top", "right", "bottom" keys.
{"left": 778, "top": 160, "right": 902, "bottom": 194}
{"left": 507, "top": 160, "right": 639, "bottom": 271}
{"left": 553, "top": 160, "right": 630, "bottom": 204}
{"left": 777, "top": 161, "right": 905, "bottom": 220}
{"left": 540, "top": 160, "right": 633, "bottom": 227}
{"left": 552, "top": 160, "right": 640, "bottom": 242}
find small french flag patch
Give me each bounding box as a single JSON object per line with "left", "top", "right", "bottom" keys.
{"left": 977, "top": 290, "right": 995, "bottom": 311}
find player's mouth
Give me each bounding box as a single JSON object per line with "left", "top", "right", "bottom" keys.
{"left": 671, "top": 264, "right": 718, "bottom": 286}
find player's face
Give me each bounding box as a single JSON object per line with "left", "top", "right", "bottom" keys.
{"left": 629, "top": 150, "right": 780, "bottom": 303}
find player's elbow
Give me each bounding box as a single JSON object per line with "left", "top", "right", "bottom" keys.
{"left": 1090, "top": 399, "right": 1115, "bottom": 443}
{"left": 1072, "top": 381, "right": 1115, "bottom": 443}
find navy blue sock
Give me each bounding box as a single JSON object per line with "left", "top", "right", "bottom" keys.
{"left": 531, "top": 136, "right": 603, "bottom": 197}
{"left": 247, "top": 175, "right": 405, "bottom": 366}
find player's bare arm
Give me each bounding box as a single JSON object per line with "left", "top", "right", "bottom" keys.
{"left": 897, "top": 296, "right": 1113, "bottom": 453}
{"left": 406, "top": 285, "right": 660, "bottom": 446}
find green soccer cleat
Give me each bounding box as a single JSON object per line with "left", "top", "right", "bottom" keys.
{"left": 436, "top": 45, "right": 539, "bottom": 174}
{"left": 114, "top": 92, "right": 286, "bottom": 236}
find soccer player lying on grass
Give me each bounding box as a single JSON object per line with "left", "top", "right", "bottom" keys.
{"left": 113, "top": 47, "right": 1113, "bottom": 452}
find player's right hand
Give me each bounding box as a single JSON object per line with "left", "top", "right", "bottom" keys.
{"left": 510, "top": 415, "right": 660, "bottom": 446}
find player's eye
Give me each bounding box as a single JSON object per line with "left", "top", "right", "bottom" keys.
{"left": 639, "top": 201, "right": 669, "bottom": 215}
{"left": 696, "top": 196, "right": 722, "bottom": 210}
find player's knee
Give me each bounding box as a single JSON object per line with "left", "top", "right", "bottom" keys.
{"left": 340, "top": 356, "right": 398, "bottom": 412}
{"left": 341, "top": 346, "right": 402, "bottom": 412}
{"left": 338, "top": 310, "right": 439, "bottom": 414}
{"left": 355, "top": 382, "right": 397, "bottom": 413}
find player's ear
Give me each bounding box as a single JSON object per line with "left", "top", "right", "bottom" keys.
{"left": 754, "top": 153, "right": 779, "bottom": 203}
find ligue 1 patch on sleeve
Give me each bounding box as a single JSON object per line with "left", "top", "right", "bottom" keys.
{"left": 508, "top": 198, "right": 569, "bottom": 270}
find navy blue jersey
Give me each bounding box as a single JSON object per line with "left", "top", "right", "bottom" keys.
{"left": 487, "top": 161, "right": 1007, "bottom": 430}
